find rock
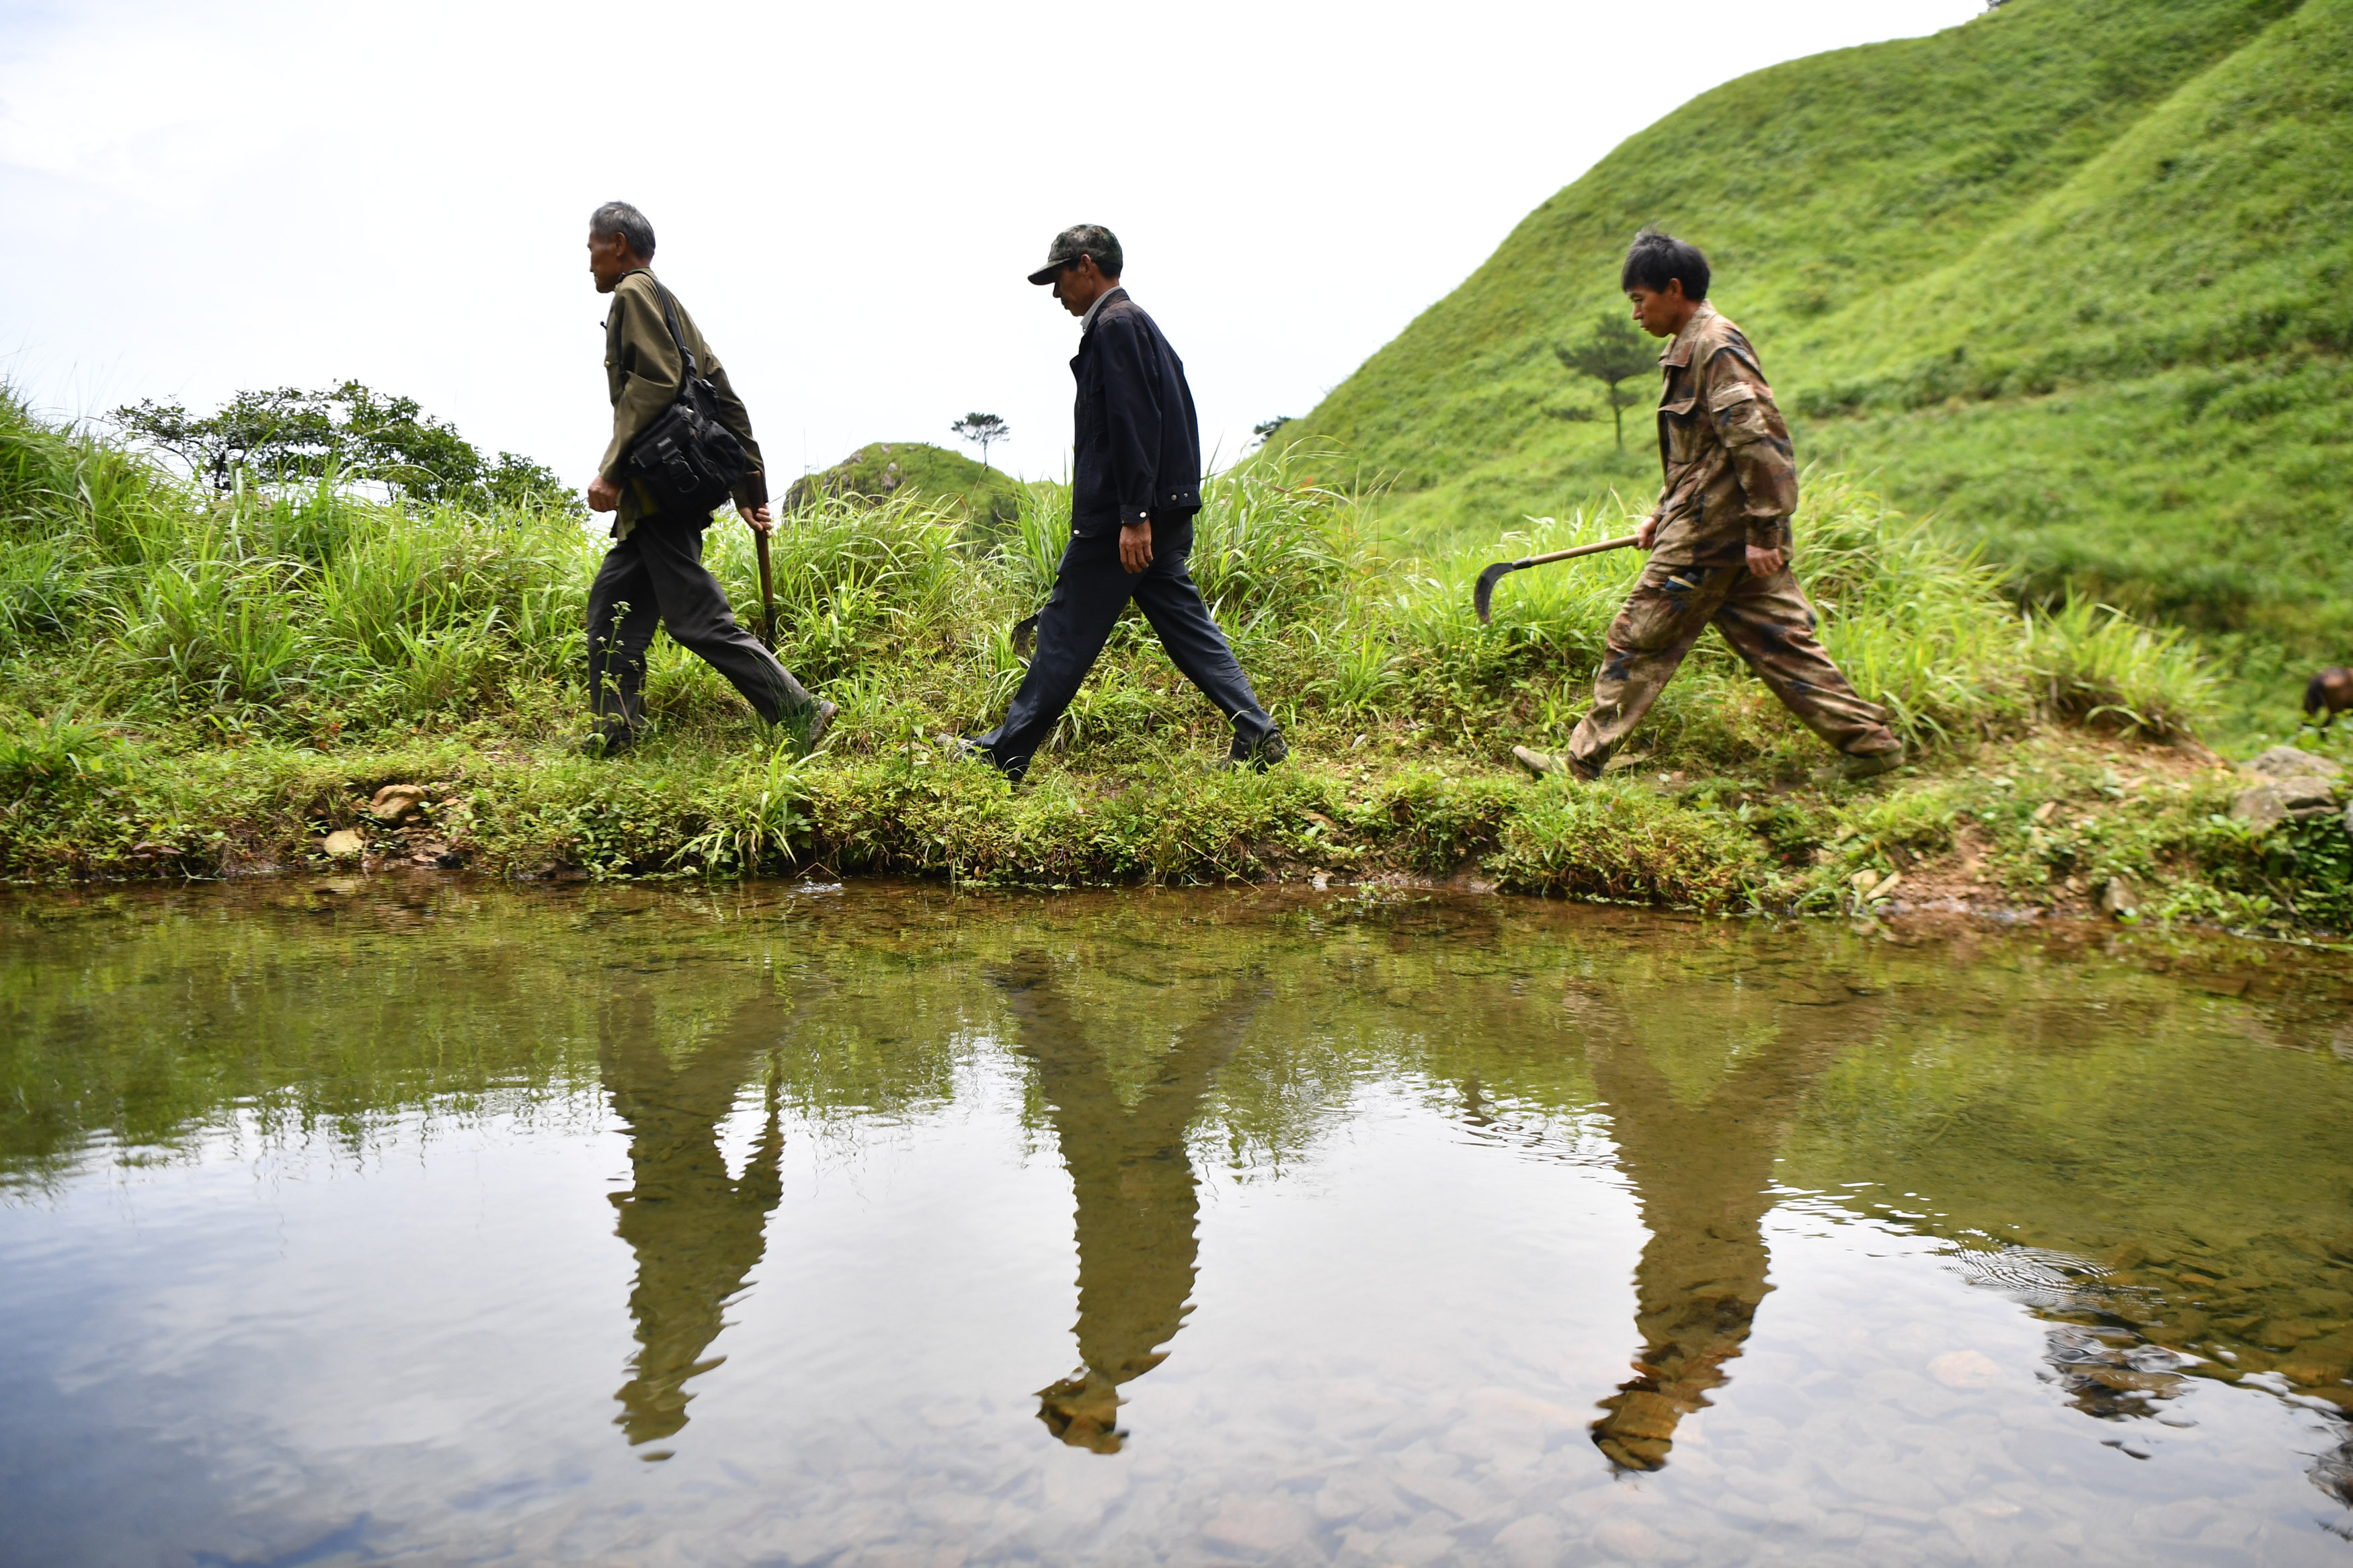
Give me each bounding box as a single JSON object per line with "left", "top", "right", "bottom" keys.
{"left": 2233, "top": 747, "right": 2342, "bottom": 823}
{"left": 2098, "top": 875, "right": 2140, "bottom": 918}
{"left": 2232, "top": 784, "right": 2287, "bottom": 828}
{"left": 1849, "top": 869, "right": 1880, "bottom": 895}
{"left": 321, "top": 829, "right": 365, "bottom": 859}
{"left": 1929, "top": 1350, "right": 2001, "bottom": 1389}
{"left": 1868, "top": 870, "right": 1902, "bottom": 901}
{"left": 2247, "top": 745, "right": 2344, "bottom": 784}
{"left": 369, "top": 783, "right": 430, "bottom": 825}
{"left": 2233, "top": 778, "right": 2337, "bottom": 825}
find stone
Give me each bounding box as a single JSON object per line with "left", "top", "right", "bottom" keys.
{"left": 2232, "top": 748, "right": 2342, "bottom": 823}
{"left": 1869, "top": 870, "right": 1903, "bottom": 901}
{"left": 1492, "top": 1514, "right": 1566, "bottom": 1568}
{"left": 321, "top": 828, "right": 365, "bottom": 858}
{"left": 2097, "top": 875, "right": 2139, "bottom": 918}
{"left": 2221, "top": 780, "right": 2334, "bottom": 827}
{"left": 1928, "top": 1350, "right": 2001, "bottom": 1389}
{"left": 2229, "top": 783, "right": 2307, "bottom": 827}
{"left": 369, "top": 783, "right": 430, "bottom": 825}
{"left": 1199, "top": 1496, "right": 1311, "bottom": 1554}
{"left": 2247, "top": 745, "right": 2344, "bottom": 784}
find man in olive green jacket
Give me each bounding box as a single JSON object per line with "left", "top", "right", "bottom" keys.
{"left": 581, "top": 201, "right": 830, "bottom": 755}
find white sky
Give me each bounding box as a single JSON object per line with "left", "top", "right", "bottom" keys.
{"left": 0, "top": 0, "right": 1981, "bottom": 490}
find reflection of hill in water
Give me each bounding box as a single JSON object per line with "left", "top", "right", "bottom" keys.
{"left": 7, "top": 881, "right": 2352, "bottom": 1446}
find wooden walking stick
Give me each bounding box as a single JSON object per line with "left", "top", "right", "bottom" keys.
{"left": 1472, "top": 533, "right": 1642, "bottom": 624}
{"left": 755, "top": 529, "right": 778, "bottom": 651}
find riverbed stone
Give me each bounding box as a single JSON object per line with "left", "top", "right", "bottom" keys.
{"left": 321, "top": 828, "right": 365, "bottom": 858}
{"left": 369, "top": 784, "right": 430, "bottom": 825}
{"left": 2096, "top": 876, "right": 2139, "bottom": 918}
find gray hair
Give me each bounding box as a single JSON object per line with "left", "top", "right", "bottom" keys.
{"left": 590, "top": 201, "right": 656, "bottom": 259}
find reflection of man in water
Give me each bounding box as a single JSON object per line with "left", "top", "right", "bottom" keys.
{"left": 600, "top": 991, "right": 790, "bottom": 1451}
{"left": 1581, "top": 1007, "right": 1849, "bottom": 1471}
{"left": 993, "top": 954, "right": 1257, "bottom": 1453}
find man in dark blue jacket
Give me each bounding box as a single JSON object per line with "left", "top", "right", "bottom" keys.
{"left": 963, "top": 225, "right": 1284, "bottom": 782}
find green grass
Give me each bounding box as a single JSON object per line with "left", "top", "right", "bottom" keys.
{"left": 1279, "top": 0, "right": 2353, "bottom": 699}
{"left": 8, "top": 391, "right": 2346, "bottom": 936}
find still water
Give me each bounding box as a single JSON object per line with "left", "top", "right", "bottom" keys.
{"left": 6, "top": 880, "right": 2353, "bottom": 1566}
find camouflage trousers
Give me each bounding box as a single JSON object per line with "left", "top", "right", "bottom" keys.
{"left": 1565, "top": 556, "right": 1898, "bottom": 776}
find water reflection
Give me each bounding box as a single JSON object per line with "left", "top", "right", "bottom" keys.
{"left": 993, "top": 953, "right": 1257, "bottom": 1453}
{"left": 600, "top": 988, "right": 789, "bottom": 1452}
{"left": 9, "top": 883, "right": 2353, "bottom": 1565}
{"left": 1579, "top": 987, "right": 1856, "bottom": 1470}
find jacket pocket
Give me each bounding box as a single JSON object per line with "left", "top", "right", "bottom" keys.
{"left": 1708, "top": 383, "right": 1778, "bottom": 447}
{"left": 1658, "top": 395, "right": 1704, "bottom": 465}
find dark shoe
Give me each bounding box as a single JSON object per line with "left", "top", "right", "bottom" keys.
{"left": 940, "top": 733, "right": 1023, "bottom": 782}
{"left": 1228, "top": 727, "right": 1289, "bottom": 772}
{"left": 799, "top": 700, "right": 838, "bottom": 755}
{"left": 1817, "top": 744, "right": 1907, "bottom": 784}
{"left": 577, "top": 723, "right": 637, "bottom": 758}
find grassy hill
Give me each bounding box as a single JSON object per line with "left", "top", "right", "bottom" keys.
{"left": 1283, "top": 0, "right": 2352, "bottom": 663}
{"left": 785, "top": 442, "right": 1025, "bottom": 535}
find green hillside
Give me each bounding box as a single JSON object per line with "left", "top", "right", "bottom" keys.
{"left": 785, "top": 442, "right": 1023, "bottom": 533}
{"left": 1286, "top": 0, "right": 2352, "bottom": 657}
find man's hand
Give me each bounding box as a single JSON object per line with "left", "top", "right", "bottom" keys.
{"left": 1745, "top": 543, "right": 1787, "bottom": 577}
{"left": 586, "top": 474, "right": 621, "bottom": 513}
{"left": 1636, "top": 513, "right": 1661, "bottom": 550}
{"left": 740, "top": 503, "right": 774, "bottom": 537}
{"left": 1119, "top": 520, "right": 1154, "bottom": 574}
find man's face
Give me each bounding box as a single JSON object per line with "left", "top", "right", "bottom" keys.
{"left": 1051, "top": 256, "right": 1112, "bottom": 317}
{"left": 1626, "top": 281, "right": 1688, "bottom": 337}
{"left": 588, "top": 231, "right": 632, "bottom": 294}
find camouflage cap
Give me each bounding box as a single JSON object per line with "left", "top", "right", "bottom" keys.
{"left": 1027, "top": 224, "right": 1123, "bottom": 285}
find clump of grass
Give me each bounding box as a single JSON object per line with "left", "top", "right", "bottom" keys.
{"left": 2020, "top": 595, "right": 2215, "bottom": 741}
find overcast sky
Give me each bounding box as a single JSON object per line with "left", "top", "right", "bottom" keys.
{"left": 0, "top": 0, "right": 1981, "bottom": 491}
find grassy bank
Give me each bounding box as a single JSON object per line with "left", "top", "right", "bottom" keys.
{"left": 3, "top": 394, "right": 2348, "bottom": 935}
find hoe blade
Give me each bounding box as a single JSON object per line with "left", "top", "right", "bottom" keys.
{"left": 1473, "top": 561, "right": 1517, "bottom": 625}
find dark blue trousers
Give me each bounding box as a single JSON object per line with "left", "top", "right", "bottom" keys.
{"left": 973, "top": 520, "right": 1277, "bottom": 780}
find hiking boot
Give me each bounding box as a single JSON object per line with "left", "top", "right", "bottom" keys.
{"left": 1228, "top": 727, "right": 1289, "bottom": 772}
{"left": 1817, "top": 744, "right": 1907, "bottom": 784}
{"left": 1514, "top": 745, "right": 1597, "bottom": 782}
{"left": 577, "top": 723, "right": 638, "bottom": 758}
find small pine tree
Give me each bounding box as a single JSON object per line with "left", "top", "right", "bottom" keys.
{"left": 951, "top": 413, "right": 1010, "bottom": 470}
{"left": 1554, "top": 315, "right": 1657, "bottom": 450}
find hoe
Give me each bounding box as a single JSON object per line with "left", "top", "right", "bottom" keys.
{"left": 1472, "top": 533, "right": 1641, "bottom": 624}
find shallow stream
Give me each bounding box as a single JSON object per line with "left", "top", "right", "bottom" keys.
{"left": 6, "top": 880, "right": 2353, "bottom": 1565}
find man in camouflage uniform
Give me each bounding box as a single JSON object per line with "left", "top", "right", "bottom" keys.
{"left": 1520, "top": 231, "right": 1903, "bottom": 784}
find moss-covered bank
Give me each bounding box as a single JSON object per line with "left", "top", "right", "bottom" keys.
{"left": 4, "top": 393, "right": 2347, "bottom": 936}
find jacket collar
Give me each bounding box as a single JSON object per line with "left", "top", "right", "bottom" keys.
{"left": 1081, "top": 286, "right": 1129, "bottom": 336}
{"left": 1658, "top": 301, "right": 1718, "bottom": 370}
